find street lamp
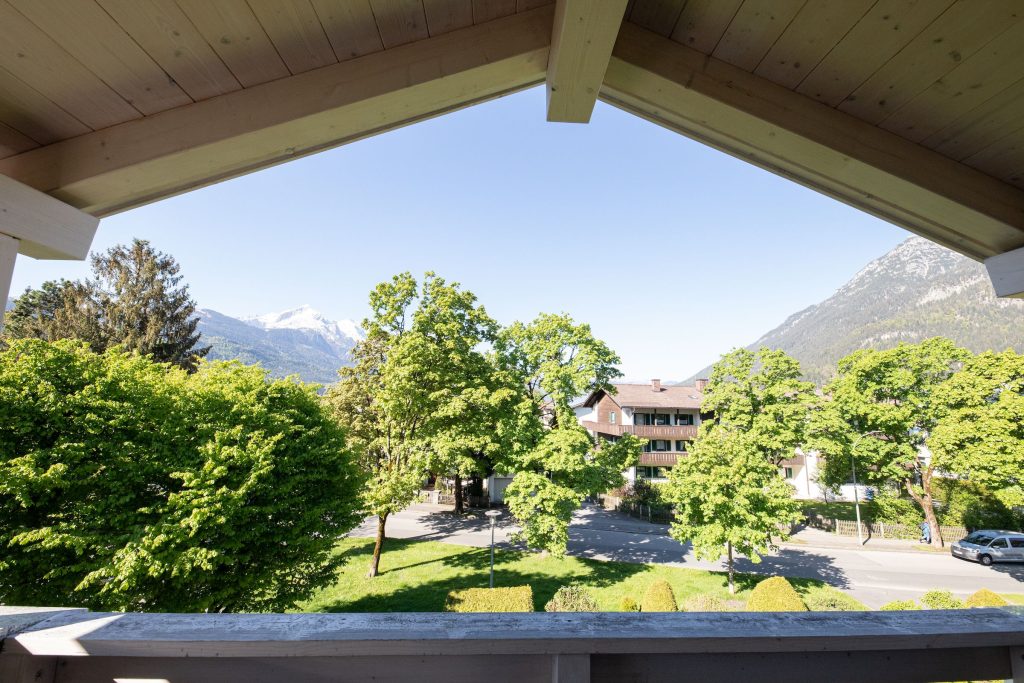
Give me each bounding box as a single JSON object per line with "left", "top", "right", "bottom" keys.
{"left": 849, "top": 430, "right": 884, "bottom": 546}
{"left": 485, "top": 509, "right": 502, "bottom": 588}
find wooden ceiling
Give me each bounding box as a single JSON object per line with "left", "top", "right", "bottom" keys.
{"left": 1, "top": 0, "right": 1024, "bottom": 295}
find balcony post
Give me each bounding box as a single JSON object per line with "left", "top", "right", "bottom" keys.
{"left": 0, "top": 234, "right": 15, "bottom": 332}
{"left": 551, "top": 654, "right": 589, "bottom": 682}
{"left": 1012, "top": 645, "right": 1023, "bottom": 682}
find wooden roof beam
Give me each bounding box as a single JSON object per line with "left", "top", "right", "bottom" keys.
{"left": 546, "top": 0, "right": 628, "bottom": 123}
{"left": 0, "top": 7, "right": 553, "bottom": 217}
{"left": 0, "top": 174, "right": 99, "bottom": 259}
{"left": 600, "top": 22, "right": 1024, "bottom": 271}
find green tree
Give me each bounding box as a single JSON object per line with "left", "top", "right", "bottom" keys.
{"left": 497, "top": 314, "right": 642, "bottom": 555}
{"left": 665, "top": 428, "right": 800, "bottom": 593}
{"left": 700, "top": 347, "right": 817, "bottom": 465}
{"left": 929, "top": 349, "right": 1024, "bottom": 509}
{"left": 3, "top": 240, "right": 209, "bottom": 371}
{"left": 810, "top": 338, "right": 970, "bottom": 548}
{"left": 0, "top": 339, "right": 362, "bottom": 611}
{"left": 327, "top": 272, "right": 501, "bottom": 576}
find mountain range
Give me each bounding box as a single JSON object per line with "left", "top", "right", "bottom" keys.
{"left": 687, "top": 236, "right": 1024, "bottom": 385}
{"left": 198, "top": 305, "right": 363, "bottom": 385}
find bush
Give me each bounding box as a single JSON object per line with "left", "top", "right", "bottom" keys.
{"left": 0, "top": 340, "right": 363, "bottom": 612}
{"left": 640, "top": 580, "right": 678, "bottom": 612}
{"left": 621, "top": 479, "right": 666, "bottom": 507}
{"left": 746, "top": 577, "right": 808, "bottom": 612}
{"left": 801, "top": 586, "right": 868, "bottom": 611}
{"left": 619, "top": 596, "right": 640, "bottom": 612}
{"left": 870, "top": 488, "right": 921, "bottom": 527}
{"left": 545, "top": 584, "right": 598, "bottom": 612}
{"left": 445, "top": 586, "right": 534, "bottom": 612}
{"left": 682, "top": 594, "right": 728, "bottom": 612}
{"left": 879, "top": 600, "right": 920, "bottom": 611}
{"left": 921, "top": 590, "right": 964, "bottom": 610}
{"left": 934, "top": 479, "right": 1022, "bottom": 530}
{"left": 964, "top": 589, "right": 1008, "bottom": 608}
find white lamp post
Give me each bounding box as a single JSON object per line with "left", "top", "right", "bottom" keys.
{"left": 484, "top": 509, "right": 501, "bottom": 588}
{"left": 850, "top": 430, "right": 884, "bottom": 546}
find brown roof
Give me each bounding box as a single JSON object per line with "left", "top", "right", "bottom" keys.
{"left": 584, "top": 383, "right": 703, "bottom": 410}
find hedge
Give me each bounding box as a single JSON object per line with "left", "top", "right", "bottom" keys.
{"left": 879, "top": 600, "right": 919, "bottom": 611}
{"left": 746, "top": 577, "right": 807, "bottom": 612}
{"left": 921, "top": 590, "right": 964, "bottom": 610}
{"left": 545, "top": 584, "right": 598, "bottom": 612}
{"left": 619, "top": 596, "right": 639, "bottom": 612}
{"left": 802, "top": 586, "right": 869, "bottom": 611}
{"left": 683, "top": 594, "right": 728, "bottom": 612}
{"left": 641, "top": 580, "right": 678, "bottom": 612}
{"left": 445, "top": 586, "right": 534, "bottom": 612}
{"left": 965, "top": 589, "right": 1008, "bottom": 608}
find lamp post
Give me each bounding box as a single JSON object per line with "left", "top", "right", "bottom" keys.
{"left": 485, "top": 509, "right": 501, "bottom": 588}
{"left": 850, "top": 430, "right": 884, "bottom": 546}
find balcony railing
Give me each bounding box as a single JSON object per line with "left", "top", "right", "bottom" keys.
{"left": 638, "top": 452, "right": 679, "bottom": 466}
{"left": 2, "top": 607, "right": 1022, "bottom": 682}
{"left": 582, "top": 421, "right": 698, "bottom": 439}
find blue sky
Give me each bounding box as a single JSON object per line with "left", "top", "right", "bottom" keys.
{"left": 11, "top": 86, "right": 907, "bottom": 380}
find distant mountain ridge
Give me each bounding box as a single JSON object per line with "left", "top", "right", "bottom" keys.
{"left": 688, "top": 237, "right": 1024, "bottom": 385}
{"left": 198, "top": 305, "right": 363, "bottom": 385}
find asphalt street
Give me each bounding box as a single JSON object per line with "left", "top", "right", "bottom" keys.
{"left": 351, "top": 504, "right": 1024, "bottom": 608}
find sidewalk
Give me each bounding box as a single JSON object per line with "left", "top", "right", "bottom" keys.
{"left": 783, "top": 526, "right": 941, "bottom": 554}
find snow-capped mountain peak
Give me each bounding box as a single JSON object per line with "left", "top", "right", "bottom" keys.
{"left": 242, "top": 305, "right": 364, "bottom": 344}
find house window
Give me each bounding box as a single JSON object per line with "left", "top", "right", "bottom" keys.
{"left": 649, "top": 439, "right": 671, "bottom": 452}
{"left": 675, "top": 414, "right": 694, "bottom": 426}
{"left": 783, "top": 467, "right": 794, "bottom": 479}
{"left": 637, "top": 466, "right": 671, "bottom": 479}
{"left": 675, "top": 440, "right": 692, "bottom": 452}
{"left": 653, "top": 414, "right": 671, "bottom": 426}
{"left": 609, "top": 411, "right": 616, "bottom": 424}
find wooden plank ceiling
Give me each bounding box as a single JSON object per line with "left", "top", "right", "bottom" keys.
{"left": 2, "top": 0, "right": 1024, "bottom": 269}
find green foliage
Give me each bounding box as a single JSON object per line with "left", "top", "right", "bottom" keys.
{"left": 879, "top": 600, "right": 920, "bottom": 611}
{"left": 701, "top": 348, "right": 817, "bottom": 465}
{"left": 682, "top": 594, "right": 729, "bottom": 612}
{"left": 801, "top": 586, "right": 868, "bottom": 611}
{"left": 4, "top": 240, "right": 210, "bottom": 371}
{"left": 640, "top": 580, "right": 677, "bottom": 612}
{"left": 964, "top": 588, "right": 1009, "bottom": 608}
{"left": 665, "top": 428, "right": 801, "bottom": 592}
{"left": 930, "top": 350, "right": 1024, "bottom": 509}
{"left": 444, "top": 586, "right": 534, "bottom": 612}
{"left": 620, "top": 479, "right": 666, "bottom": 507}
{"left": 933, "top": 478, "right": 1022, "bottom": 530}
{"left": 920, "top": 590, "right": 964, "bottom": 610}
{"left": 746, "top": 577, "right": 807, "bottom": 612}
{"left": 544, "top": 584, "right": 599, "bottom": 612}
{"left": 619, "top": 596, "right": 640, "bottom": 612}
{"left": 0, "top": 339, "right": 362, "bottom": 611}
{"left": 870, "top": 487, "right": 922, "bottom": 527}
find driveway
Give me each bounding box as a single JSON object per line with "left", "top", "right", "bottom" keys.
{"left": 351, "top": 504, "right": 1024, "bottom": 608}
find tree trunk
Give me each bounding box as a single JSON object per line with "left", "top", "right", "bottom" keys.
{"left": 727, "top": 541, "right": 735, "bottom": 594}
{"left": 905, "top": 469, "right": 943, "bottom": 549}
{"left": 367, "top": 513, "right": 388, "bottom": 578}
{"left": 454, "top": 475, "right": 464, "bottom": 515}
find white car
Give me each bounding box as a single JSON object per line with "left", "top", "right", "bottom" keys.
{"left": 950, "top": 530, "right": 1024, "bottom": 566}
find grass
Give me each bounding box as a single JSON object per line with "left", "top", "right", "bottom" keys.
{"left": 298, "top": 537, "right": 831, "bottom": 613}
{"left": 1003, "top": 593, "right": 1024, "bottom": 605}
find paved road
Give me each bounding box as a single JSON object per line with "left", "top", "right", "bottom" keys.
{"left": 352, "top": 504, "right": 1024, "bottom": 608}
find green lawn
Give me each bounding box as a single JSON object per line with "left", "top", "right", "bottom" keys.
{"left": 1004, "top": 593, "right": 1024, "bottom": 605}
{"left": 299, "top": 537, "right": 835, "bottom": 613}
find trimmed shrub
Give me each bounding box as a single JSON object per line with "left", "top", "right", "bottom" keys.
{"left": 921, "top": 590, "right": 964, "bottom": 610}
{"left": 545, "top": 584, "right": 598, "bottom": 612}
{"left": 640, "top": 580, "right": 678, "bottom": 612}
{"left": 746, "top": 577, "right": 808, "bottom": 612}
{"left": 879, "top": 600, "right": 919, "bottom": 611}
{"left": 965, "top": 588, "right": 1008, "bottom": 608}
{"left": 445, "top": 586, "right": 534, "bottom": 612}
{"left": 619, "top": 596, "right": 640, "bottom": 612}
{"left": 802, "top": 586, "right": 869, "bottom": 611}
{"left": 683, "top": 594, "right": 728, "bottom": 612}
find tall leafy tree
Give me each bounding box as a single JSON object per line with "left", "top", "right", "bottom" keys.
{"left": 3, "top": 240, "right": 209, "bottom": 371}
{"left": 810, "top": 338, "right": 970, "bottom": 548}
{"left": 0, "top": 339, "right": 362, "bottom": 611}
{"left": 700, "top": 347, "right": 817, "bottom": 465}
{"left": 497, "top": 314, "right": 642, "bottom": 555}
{"left": 929, "top": 349, "right": 1024, "bottom": 509}
{"left": 327, "top": 272, "right": 500, "bottom": 576}
{"left": 665, "top": 428, "right": 800, "bottom": 593}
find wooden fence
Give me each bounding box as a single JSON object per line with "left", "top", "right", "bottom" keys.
{"left": 807, "top": 513, "right": 969, "bottom": 543}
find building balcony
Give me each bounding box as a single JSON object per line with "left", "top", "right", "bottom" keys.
{"left": 582, "top": 422, "right": 698, "bottom": 440}
{"left": 2, "top": 607, "right": 1022, "bottom": 683}
{"left": 638, "top": 452, "right": 679, "bottom": 467}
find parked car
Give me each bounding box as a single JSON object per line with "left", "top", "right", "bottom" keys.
{"left": 950, "top": 530, "right": 1024, "bottom": 566}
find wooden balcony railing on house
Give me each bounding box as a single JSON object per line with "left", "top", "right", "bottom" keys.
{"left": 638, "top": 452, "right": 679, "bottom": 466}
{"left": 581, "top": 421, "right": 698, "bottom": 439}
{"left": 2, "top": 607, "right": 1023, "bottom": 683}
